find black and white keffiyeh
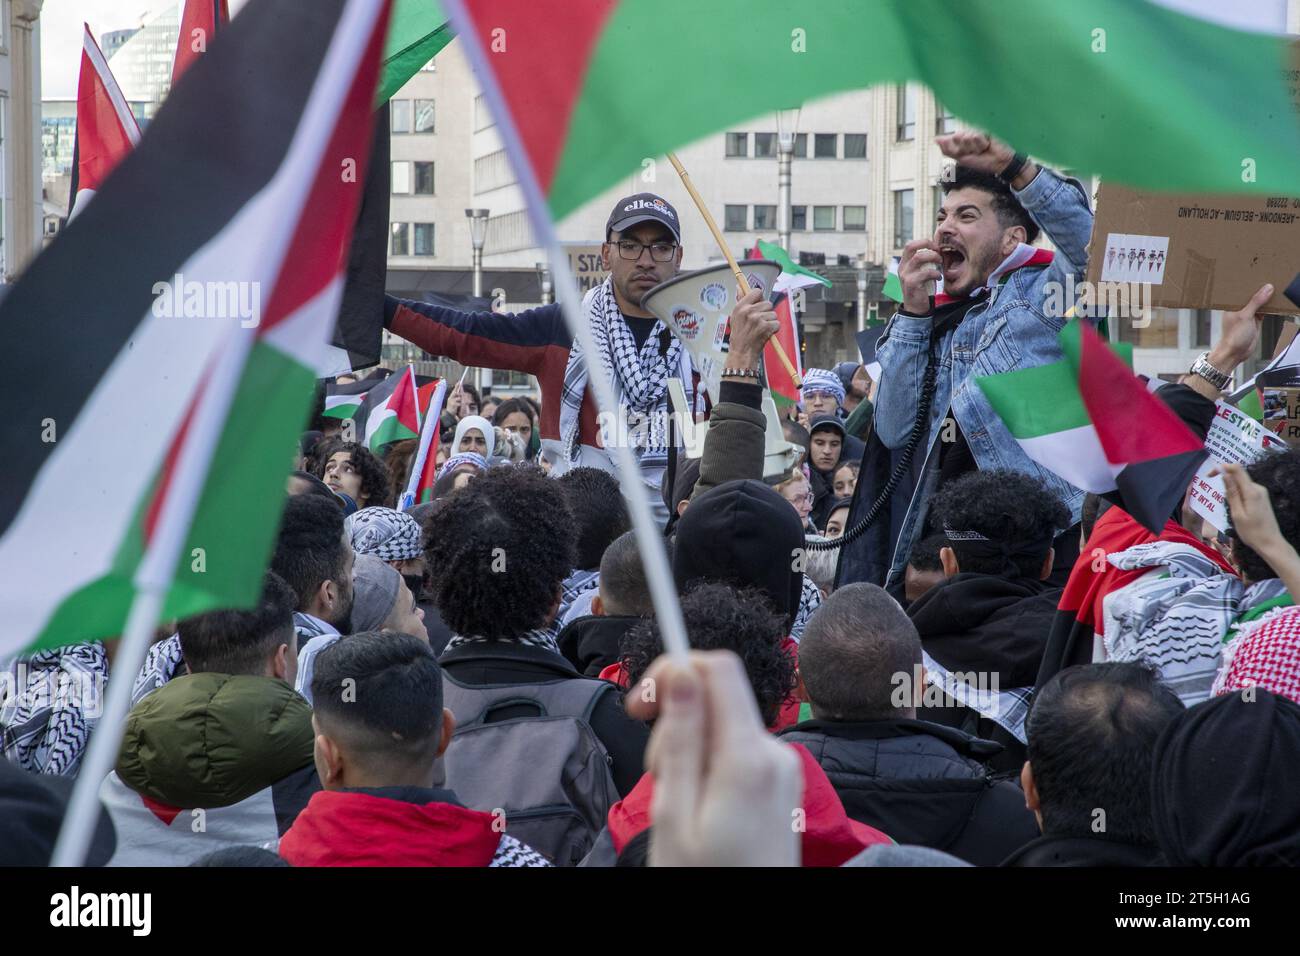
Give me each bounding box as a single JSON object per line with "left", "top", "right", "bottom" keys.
{"left": 345, "top": 506, "right": 423, "bottom": 561}
{"left": 2, "top": 641, "right": 109, "bottom": 775}
{"left": 558, "top": 277, "right": 695, "bottom": 470}
{"left": 1103, "top": 540, "right": 1289, "bottom": 705}
{"left": 445, "top": 627, "right": 562, "bottom": 656}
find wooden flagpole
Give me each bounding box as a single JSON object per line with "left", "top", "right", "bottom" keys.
{"left": 666, "top": 151, "right": 802, "bottom": 387}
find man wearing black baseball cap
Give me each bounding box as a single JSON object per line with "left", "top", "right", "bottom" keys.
{"left": 383, "top": 191, "right": 731, "bottom": 525}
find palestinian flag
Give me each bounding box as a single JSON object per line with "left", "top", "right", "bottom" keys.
{"left": 68, "top": 25, "right": 140, "bottom": 221}
{"left": 443, "top": 0, "right": 1300, "bottom": 224}
{"left": 171, "top": 0, "right": 230, "bottom": 88}
{"left": 1035, "top": 506, "right": 1236, "bottom": 692}
{"left": 754, "top": 239, "right": 831, "bottom": 293}
{"left": 766, "top": 293, "right": 802, "bottom": 406}
{"left": 355, "top": 365, "right": 421, "bottom": 451}
{"left": 378, "top": 0, "right": 453, "bottom": 102}
{"left": 400, "top": 379, "right": 448, "bottom": 509}
{"left": 0, "top": 0, "right": 390, "bottom": 658}
{"left": 882, "top": 258, "right": 904, "bottom": 304}
{"left": 975, "top": 320, "right": 1207, "bottom": 533}
{"left": 322, "top": 378, "right": 372, "bottom": 419}
{"left": 328, "top": 1, "right": 455, "bottom": 375}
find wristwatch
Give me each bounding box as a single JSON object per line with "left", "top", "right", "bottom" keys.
{"left": 1190, "top": 351, "right": 1232, "bottom": 391}
{"left": 997, "top": 152, "right": 1029, "bottom": 185}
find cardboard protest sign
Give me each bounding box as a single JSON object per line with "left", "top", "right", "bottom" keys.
{"left": 1086, "top": 183, "right": 1300, "bottom": 314}
{"left": 564, "top": 243, "right": 610, "bottom": 296}
{"left": 1188, "top": 400, "right": 1287, "bottom": 532}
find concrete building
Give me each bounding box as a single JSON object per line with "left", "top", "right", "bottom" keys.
{"left": 384, "top": 39, "right": 876, "bottom": 378}
{"left": 2, "top": 0, "right": 46, "bottom": 283}
{"left": 104, "top": 5, "right": 178, "bottom": 124}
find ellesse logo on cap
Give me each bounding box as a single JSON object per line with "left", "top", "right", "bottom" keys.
{"left": 623, "top": 198, "right": 676, "bottom": 219}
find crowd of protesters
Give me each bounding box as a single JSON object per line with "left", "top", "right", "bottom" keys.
{"left": 4, "top": 130, "right": 1300, "bottom": 868}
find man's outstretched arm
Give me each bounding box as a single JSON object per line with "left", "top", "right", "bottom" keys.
{"left": 384, "top": 294, "right": 565, "bottom": 376}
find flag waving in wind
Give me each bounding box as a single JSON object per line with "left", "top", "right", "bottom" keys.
{"left": 172, "top": 0, "right": 231, "bottom": 87}
{"left": 0, "top": 0, "right": 392, "bottom": 659}
{"left": 355, "top": 364, "right": 422, "bottom": 451}
{"left": 69, "top": 25, "right": 140, "bottom": 220}
{"left": 976, "top": 321, "right": 1208, "bottom": 533}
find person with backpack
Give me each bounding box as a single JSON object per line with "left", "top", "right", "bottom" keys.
{"left": 424, "top": 466, "right": 649, "bottom": 865}
{"left": 278, "top": 631, "right": 550, "bottom": 867}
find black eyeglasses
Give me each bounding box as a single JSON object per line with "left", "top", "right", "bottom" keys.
{"left": 614, "top": 239, "right": 677, "bottom": 262}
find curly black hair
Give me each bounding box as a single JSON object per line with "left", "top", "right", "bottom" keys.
{"left": 311, "top": 437, "right": 392, "bottom": 508}
{"left": 1229, "top": 448, "right": 1300, "bottom": 584}
{"left": 928, "top": 468, "right": 1069, "bottom": 578}
{"left": 618, "top": 583, "right": 796, "bottom": 727}
{"left": 558, "top": 467, "right": 631, "bottom": 570}
{"left": 424, "top": 465, "right": 576, "bottom": 638}
{"left": 941, "top": 164, "right": 1041, "bottom": 244}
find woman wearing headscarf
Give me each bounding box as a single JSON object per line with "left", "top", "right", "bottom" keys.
{"left": 452, "top": 415, "right": 495, "bottom": 459}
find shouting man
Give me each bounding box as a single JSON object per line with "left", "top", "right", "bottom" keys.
{"left": 842, "top": 131, "right": 1094, "bottom": 590}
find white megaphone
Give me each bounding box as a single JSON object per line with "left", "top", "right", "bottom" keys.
{"left": 641, "top": 259, "right": 800, "bottom": 479}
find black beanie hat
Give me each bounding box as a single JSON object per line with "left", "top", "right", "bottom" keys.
{"left": 671, "top": 479, "right": 804, "bottom": 627}
{"left": 1151, "top": 689, "right": 1300, "bottom": 866}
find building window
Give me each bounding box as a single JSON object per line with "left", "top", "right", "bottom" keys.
{"left": 843, "top": 205, "right": 866, "bottom": 232}
{"left": 843, "top": 134, "right": 867, "bottom": 159}
{"left": 896, "top": 86, "right": 916, "bottom": 141}
{"left": 473, "top": 94, "right": 493, "bottom": 131}
{"left": 936, "top": 102, "right": 957, "bottom": 135}
{"left": 791, "top": 205, "right": 807, "bottom": 231}
{"left": 413, "top": 223, "right": 435, "bottom": 256}
{"left": 391, "top": 99, "right": 411, "bottom": 134}
{"left": 390, "top": 222, "right": 409, "bottom": 256}
{"left": 724, "top": 204, "right": 748, "bottom": 231}
{"left": 1194, "top": 309, "right": 1213, "bottom": 348}
{"left": 413, "top": 99, "right": 435, "bottom": 133}
{"left": 473, "top": 149, "right": 516, "bottom": 193}
{"left": 725, "top": 132, "right": 748, "bottom": 157}
{"left": 753, "top": 205, "right": 777, "bottom": 230}
{"left": 391, "top": 161, "right": 412, "bottom": 194}
{"left": 893, "top": 189, "right": 914, "bottom": 247}
{"left": 814, "top": 133, "right": 837, "bottom": 159}
{"left": 793, "top": 133, "right": 807, "bottom": 158}
{"left": 413, "top": 161, "right": 435, "bottom": 195}
{"left": 813, "top": 205, "right": 836, "bottom": 231}
{"left": 754, "top": 132, "right": 777, "bottom": 158}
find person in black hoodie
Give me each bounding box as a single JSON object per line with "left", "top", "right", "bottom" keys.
{"left": 906, "top": 468, "right": 1069, "bottom": 774}
{"left": 1005, "top": 661, "right": 1183, "bottom": 867}
{"left": 1150, "top": 688, "right": 1300, "bottom": 866}
{"left": 424, "top": 466, "right": 648, "bottom": 796}
{"left": 558, "top": 531, "right": 652, "bottom": 677}
{"left": 782, "top": 583, "right": 1038, "bottom": 865}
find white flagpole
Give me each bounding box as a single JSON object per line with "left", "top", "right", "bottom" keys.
{"left": 441, "top": 0, "right": 688, "bottom": 661}
{"left": 402, "top": 378, "right": 447, "bottom": 509}
{"left": 52, "top": 0, "right": 388, "bottom": 866}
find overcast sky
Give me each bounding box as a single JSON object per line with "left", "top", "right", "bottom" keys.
{"left": 41, "top": 0, "right": 252, "bottom": 99}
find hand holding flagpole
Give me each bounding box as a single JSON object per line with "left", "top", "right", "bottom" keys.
{"left": 665, "top": 151, "right": 802, "bottom": 388}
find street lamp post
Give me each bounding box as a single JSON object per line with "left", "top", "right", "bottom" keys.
{"left": 465, "top": 208, "right": 490, "bottom": 394}
{"left": 536, "top": 261, "right": 553, "bottom": 305}
{"left": 775, "top": 107, "right": 800, "bottom": 252}
{"left": 856, "top": 256, "right": 868, "bottom": 333}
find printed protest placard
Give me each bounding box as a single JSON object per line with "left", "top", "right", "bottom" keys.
{"left": 1188, "top": 400, "right": 1287, "bottom": 532}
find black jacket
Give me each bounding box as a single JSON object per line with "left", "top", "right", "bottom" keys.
{"left": 1001, "top": 833, "right": 1161, "bottom": 867}
{"left": 907, "top": 573, "right": 1060, "bottom": 774}
{"left": 557, "top": 614, "right": 643, "bottom": 678}
{"left": 438, "top": 640, "right": 648, "bottom": 797}
{"left": 779, "top": 718, "right": 1038, "bottom": 866}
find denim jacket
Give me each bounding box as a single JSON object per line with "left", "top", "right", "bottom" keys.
{"left": 874, "top": 167, "right": 1094, "bottom": 583}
